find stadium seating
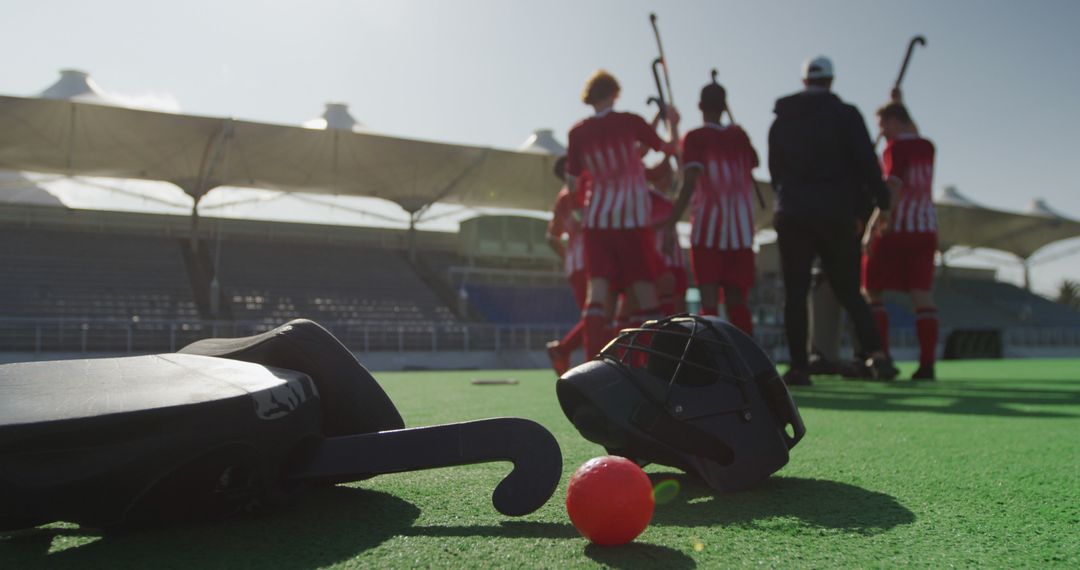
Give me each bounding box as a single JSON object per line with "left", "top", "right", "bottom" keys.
{"left": 947, "top": 278, "right": 1080, "bottom": 326}
{"left": 0, "top": 228, "right": 197, "bottom": 321}
{"left": 216, "top": 240, "right": 455, "bottom": 326}
{"left": 881, "top": 276, "right": 1080, "bottom": 330}
{"left": 463, "top": 283, "right": 579, "bottom": 325}
{"left": 2, "top": 221, "right": 1077, "bottom": 356}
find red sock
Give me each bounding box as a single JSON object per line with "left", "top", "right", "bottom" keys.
{"left": 559, "top": 320, "right": 584, "bottom": 353}
{"left": 583, "top": 303, "right": 609, "bottom": 358}
{"left": 629, "top": 308, "right": 662, "bottom": 366}
{"left": 871, "top": 303, "right": 890, "bottom": 357}
{"left": 916, "top": 307, "right": 939, "bottom": 367}
{"left": 728, "top": 304, "right": 753, "bottom": 336}
{"left": 700, "top": 304, "right": 719, "bottom": 317}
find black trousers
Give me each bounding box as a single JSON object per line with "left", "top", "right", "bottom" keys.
{"left": 775, "top": 212, "right": 882, "bottom": 368}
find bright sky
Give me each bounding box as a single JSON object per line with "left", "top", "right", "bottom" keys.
{"left": 3, "top": 0, "right": 1079, "bottom": 296}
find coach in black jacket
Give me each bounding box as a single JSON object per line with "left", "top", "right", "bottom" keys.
{"left": 768, "top": 56, "right": 898, "bottom": 385}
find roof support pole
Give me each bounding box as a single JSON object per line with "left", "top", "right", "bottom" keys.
{"left": 408, "top": 212, "right": 418, "bottom": 263}
{"left": 1023, "top": 258, "right": 1032, "bottom": 291}
{"left": 189, "top": 194, "right": 201, "bottom": 253}
{"left": 184, "top": 119, "right": 233, "bottom": 255}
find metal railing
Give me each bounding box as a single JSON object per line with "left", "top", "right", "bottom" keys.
{"left": 0, "top": 316, "right": 577, "bottom": 354}
{"left": 1, "top": 316, "right": 1076, "bottom": 356}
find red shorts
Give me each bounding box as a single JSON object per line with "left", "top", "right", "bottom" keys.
{"left": 862, "top": 232, "right": 937, "bottom": 292}
{"left": 691, "top": 247, "right": 755, "bottom": 290}
{"left": 568, "top": 270, "right": 587, "bottom": 309}
{"left": 584, "top": 228, "right": 663, "bottom": 291}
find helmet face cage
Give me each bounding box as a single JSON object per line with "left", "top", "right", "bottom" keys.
{"left": 558, "top": 314, "right": 806, "bottom": 492}
{"left": 600, "top": 315, "right": 757, "bottom": 418}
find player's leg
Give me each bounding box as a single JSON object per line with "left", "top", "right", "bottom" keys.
{"left": 698, "top": 284, "right": 719, "bottom": 316}
{"left": 570, "top": 269, "right": 588, "bottom": 310}
{"left": 656, "top": 270, "right": 676, "bottom": 316}
{"left": 864, "top": 288, "right": 890, "bottom": 358}
{"left": 817, "top": 222, "right": 896, "bottom": 380}
{"left": 723, "top": 284, "right": 753, "bottom": 336}
{"left": 625, "top": 229, "right": 664, "bottom": 326}
{"left": 581, "top": 229, "right": 618, "bottom": 358}
{"left": 673, "top": 268, "right": 688, "bottom": 313}
{"left": 628, "top": 280, "right": 661, "bottom": 325}
{"left": 862, "top": 235, "right": 891, "bottom": 357}
{"left": 613, "top": 290, "right": 634, "bottom": 334}
{"left": 722, "top": 249, "right": 755, "bottom": 336}
{"left": 691, "top": 246, "right": 719, "bottom": 316}
{"left": 583, "top": 276, "right": 611, "bottom": 358}
{"left": 775, "top": 214, "right": 816, "bottom": 385}
{"left": 809, "top": 272, "right": 844, "bottom": 374}
{"left": 911, "top": 288, "right": 937, "bottom": 379}
{"left": 909, "top": 235, "right": 939, "bottom": 380}
{"left": 547, "top": 270, "right": 588, "bottom": 375}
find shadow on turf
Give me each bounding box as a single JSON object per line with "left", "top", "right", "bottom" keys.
{"left": 788, "top": 379, "right": 1080, "bottom": 419}
{"left": 585, "top": 542, "right": 697, "bottom": 569}
{"left": 0, "top": 487, "right": 420, "bottom": 569}
{"left": 647, "top": 474, "right": 914, "bottom": 535}
{"left": 408, "top": 520, "right": 697, "bottom": 568}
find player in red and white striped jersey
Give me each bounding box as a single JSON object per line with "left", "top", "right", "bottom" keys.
{"left": 545, "top": 158, "right": 589, "bottom": 375}
{"left": 565, "top": 70, "right": 679, "bottom": 358}
{"left": 663, "top": 79, "right": 758, "bottom": 335}
{"left": 646, "top": 160, "right": 688, "bottom": 315}
{"left": 862, "top": 101, "right": 939, "bottom": 380}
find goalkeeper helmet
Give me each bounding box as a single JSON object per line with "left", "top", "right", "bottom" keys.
{"left": 556, "top": 315, "right": 805, "bottom": 492}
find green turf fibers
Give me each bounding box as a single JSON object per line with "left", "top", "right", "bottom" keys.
{"left": 1, "top": 359, "right": 1077, "bottom": 568}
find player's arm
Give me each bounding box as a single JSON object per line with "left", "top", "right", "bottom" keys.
{"left": 637, "top": 107, "right": 681, "bottom": 157}
{"left": 662, "top": 105, "right": 681, "bottom": 157}
{"left": 767, "top": 117, "right": 786, "bottom": 189}
{"left": 846, "top": 106, "right": 891, "bottom": 214}
{"left": 547, "top": 198, "right": 567, "bottom": 260}
{"left": 661, "top": 131, "right": 701, "bottom": 229}
{"left": 662, "top": 166, "right": 701, "bottom": 230}
{"left": 646, "top": 109, "right": 663, "bottom": 157}
{"left": 564, "top": 129, "right": 582, "bottom": 202}
{"left": 547, "top": 233, "right": 566, "bottom": 260}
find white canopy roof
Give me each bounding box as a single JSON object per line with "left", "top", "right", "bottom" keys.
{"left": 0, "top": 94, "right": 561, "bottom": 213}
{"left": 1, "top": 73, "right": 1076, "bottom": 258}
{"left": 935, "top": 186, "right": 1080, "bottom": 259}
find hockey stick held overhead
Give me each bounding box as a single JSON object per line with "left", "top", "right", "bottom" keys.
{"left": 895, "top": 35, "right": 928, "bottom": 91}
{"left": 649, "top": 12, "right": 681, "bottom": 167}
{"left": 877, "top": 35, "right": 927, "bottom": 146}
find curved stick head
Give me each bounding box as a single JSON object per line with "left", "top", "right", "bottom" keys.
{"left": 711, "top": 68, "right": 719, "bottom": 84}
{"left": 911, "top": 35, "right": 927, "bottom": 47}
{"left": 289, "top": 418, "right": 563, "bottom": 517}
{"left": 650, "top": 12, "right": 657, "bottom": 23}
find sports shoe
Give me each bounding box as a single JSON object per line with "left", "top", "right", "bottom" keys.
{"left": 808, "top": 354, "right": 841, "bottom": 376}
{"left": 911, "top": 365, "right": 936, "bottom": 381}
{"left": 840, "top": 358, "right": 872, "bottom": 379}
{"left": 782, "top": 367, "right": 812, "bottom": 387}
{"left": 546, "top": 341, "right": 570, "bottom": 377}
{"left": 867, "top": 356, "right": 899, "bottom": 381}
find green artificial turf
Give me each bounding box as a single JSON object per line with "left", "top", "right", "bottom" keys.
{"left": 2, "top": 359, "right": 1078, "bottom": 568}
